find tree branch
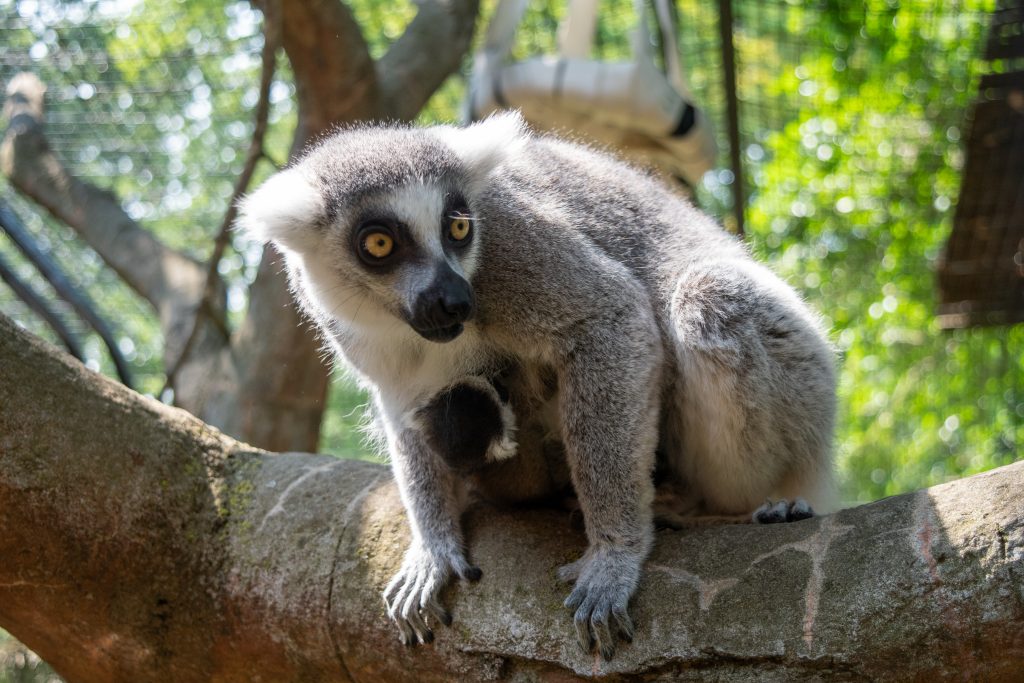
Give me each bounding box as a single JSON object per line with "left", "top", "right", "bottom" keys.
{"left": 258, "top": 0, "right": 381, "bottom": 149}
{"left": 377, "top": 0, "right": 482, "bottom": 121}
{"left": 0, "top": 73, "right": 245, "bottom": 432}
{"left": 1, "top": 312, "right": 1022, "bottom": 682}
{"left": 0, "top": 73, "right": 207, "bottom": 321}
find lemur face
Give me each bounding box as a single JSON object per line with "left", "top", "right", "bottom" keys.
{"left": 326, "top": 181, "right": 480, "bottom": 342}
{"left": 238, "top": 115, "right": 522, "bottom": 342}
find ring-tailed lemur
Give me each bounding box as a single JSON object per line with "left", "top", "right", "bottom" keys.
{"left": 238, "top": 112, "right": 836, "bottom": 660}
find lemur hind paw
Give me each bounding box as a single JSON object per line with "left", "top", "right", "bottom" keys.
{"left": 753, "top": 498, "right": 815, "bottom": 524}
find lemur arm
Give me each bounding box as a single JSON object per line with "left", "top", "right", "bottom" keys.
{"left": 554, "top": 306, "right": 663, "bottom": 659}
{"left": 383, "top": 424, "right": 480, "bottom": 645}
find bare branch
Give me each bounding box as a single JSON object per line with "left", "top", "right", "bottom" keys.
{"left": 214, "top": 4, "right": 280, "bottom": 282}
{"left": 0, "top": 249, "right": 84, "bottom": 361}
{"left": 377, "top": 0, "right": 482, "bottom": 121}
{"left": 0, "top": 73, "right": 207, "bottom": 318}
{"left": 2, "top": 312, "right": 1023, "bottom": 682}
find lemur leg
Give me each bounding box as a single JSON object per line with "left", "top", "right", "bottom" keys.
{"left": 651, "top": 484, "right": 750, "bottom": 528}
{"left": 382, "top": 426, "right": 481, "bottom": 646}
{"left": 555, "top": 314, "right": 662, "bottom": 660}
{"left": 666, "top": 260, "right": 836, "bottom": 519}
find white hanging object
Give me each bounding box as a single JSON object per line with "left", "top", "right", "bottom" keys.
{"left": 466, "top": 0, "right": 717, "bottom": 186}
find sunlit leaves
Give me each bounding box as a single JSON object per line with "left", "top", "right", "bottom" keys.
{"left": 733, "top": 0, "right": 1017, "bottom": 502}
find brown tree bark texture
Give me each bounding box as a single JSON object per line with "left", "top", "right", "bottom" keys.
{"left": 1, "top": 314, "right": 1022, "bottom": 682}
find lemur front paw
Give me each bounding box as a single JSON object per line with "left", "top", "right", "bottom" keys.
{"left": 559, "top": 549, "right": 639, "bottom": 660}
{"left": 383, "top": 545, "right": 481, "bottom": 646}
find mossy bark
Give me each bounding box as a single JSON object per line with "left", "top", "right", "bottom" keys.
{"left": 1, "top": 314, "right": 1022, "bottom": 682}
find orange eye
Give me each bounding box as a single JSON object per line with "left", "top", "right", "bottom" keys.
{"left": 362, "top": 232, "right": 394, "bottom": 259}
{"left": 449, "top": 216, "right": 471, "bottom": 241}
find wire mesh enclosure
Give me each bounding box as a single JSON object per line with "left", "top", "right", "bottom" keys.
{"left": 0, "top": 0, "right": 285, "bottom": 394}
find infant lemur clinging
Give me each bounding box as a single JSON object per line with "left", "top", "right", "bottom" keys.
{"left": 238, "top": 112, "right": 836, "bottom": 660}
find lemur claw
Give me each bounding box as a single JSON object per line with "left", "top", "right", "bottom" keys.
{"left": 560, "top": 550, "right": 640, "bottom": 661}
{"left": 384, "top": 546, "right": 476, "bottom": 646}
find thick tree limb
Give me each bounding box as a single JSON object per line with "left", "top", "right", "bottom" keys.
{"left": 1, "top": 313, "right": 1022, "bottom": 682}
{"left": 260, "top": 0, "right": 381, "bottom": 149}
{"left": 377, "top": 0, "right": 482, "bottom": 121}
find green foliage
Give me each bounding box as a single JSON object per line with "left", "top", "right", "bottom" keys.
{"left": 350, "top": 0, "right": 417, "bottom": 58}
{"left": 726, "top": 0, "right": 1019, "bottom": 502}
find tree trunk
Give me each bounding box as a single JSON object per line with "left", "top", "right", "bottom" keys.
{"left": 1, "top": 314, "right": 1022, "bottom": 682}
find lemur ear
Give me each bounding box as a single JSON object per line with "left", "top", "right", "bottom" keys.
{"left": 434, "top": 111, "right": 528, "bottom": 188}
{"left": 236, "top": 167, "right": 323, "bottom": 253}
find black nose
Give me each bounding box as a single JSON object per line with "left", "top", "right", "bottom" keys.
{"left": 438, "top": 285, "right": 473, "bottom": 321}
{"left": 410, "top": 265, "right": 475, "bottom": 341}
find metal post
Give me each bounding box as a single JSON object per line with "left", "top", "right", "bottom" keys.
{"left": 718, "top": 0, "right": 745, "bottom": 237}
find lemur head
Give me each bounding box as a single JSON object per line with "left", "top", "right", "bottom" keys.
{"left": 238, "top": 112, "right": 526, "bottom": 342}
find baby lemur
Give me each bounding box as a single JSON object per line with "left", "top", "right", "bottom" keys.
{"left": 238, "top": 112, "right": 836, "bottom": 660}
